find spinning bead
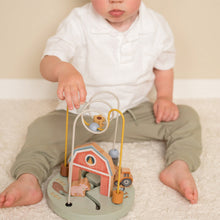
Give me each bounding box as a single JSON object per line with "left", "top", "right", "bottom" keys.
{"left": 88, "top": 122, "right": 100, "bottom": 132}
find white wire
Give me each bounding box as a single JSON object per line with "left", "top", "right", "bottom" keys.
{"left": 86, "top": 91, "right": 120, "bottom": 149}
{"left": 67, "top": 113, "right": 82, "bottom": 204}
{"left": 66, "top": 91, "right": 120, "bottom": 205}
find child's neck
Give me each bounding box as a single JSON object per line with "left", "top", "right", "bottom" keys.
{"left": 107, "top": 13, "right": 139, "bottom": 32}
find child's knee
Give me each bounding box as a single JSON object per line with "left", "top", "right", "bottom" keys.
{"left": 178, "top": 105, "right": 201, "bottom": 128}
{"left": 166, "top": 105, "right": 202, "bottom": 145}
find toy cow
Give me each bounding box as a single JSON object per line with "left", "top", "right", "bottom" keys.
{"left": 71, "top": 177, "right": 91, "bottom": 197}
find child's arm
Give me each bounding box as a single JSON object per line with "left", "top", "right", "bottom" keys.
{"left": 40, "top": 55, "right": 87, "bottom": 110}
{"left": 153, "top": 68, "right": 179, "bottom": 123}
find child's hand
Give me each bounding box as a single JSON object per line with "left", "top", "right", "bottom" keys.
{"left": 56, "top": 62, "right": 87, "bottom": 110}
{"left": 153, "top": 97, "right": 179, "bottom": 123}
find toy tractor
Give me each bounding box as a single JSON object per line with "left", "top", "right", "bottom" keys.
{"left": 114, "top": 167, "right": 133, "bottom": 188}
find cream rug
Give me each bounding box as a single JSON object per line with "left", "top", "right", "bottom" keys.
{"left": 0, "top": 99, "right": 220, "bottom": 220}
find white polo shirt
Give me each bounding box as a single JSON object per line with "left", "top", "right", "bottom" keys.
{"left": 43, "top": 2, "right": 175, "bottom": 114}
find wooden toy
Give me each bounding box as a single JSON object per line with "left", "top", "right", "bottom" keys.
{"left": 46, "top": 92, "right": 135, "bottom": 220}
{"left": 71, "top": 142, "right": 115, "bottom": 197}
{"left": 93, "top": 114, "right": 105, "bottom": 129}
{"left": 71, "top": 177, "right": 91, "bottom": 197}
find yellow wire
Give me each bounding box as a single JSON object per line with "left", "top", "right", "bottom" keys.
{"left": 64, "top": 106, "right": 69, "bottom": 167}
{"left": 83, "top": 119, "right": 89, "bottom": 126}
{"left": 107, "top": 109, "right": 125, "bottom": 194}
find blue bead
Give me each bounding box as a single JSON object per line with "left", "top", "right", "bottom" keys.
{"left": 109, "top": 149, "right": 119, "bottom": 158}
{"left": 88, "top": 122, "right": 100, "bottom": 132}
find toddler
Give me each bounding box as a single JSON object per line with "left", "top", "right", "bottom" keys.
{"left": 0, "top": 0, "right": 202, "bottom": 208}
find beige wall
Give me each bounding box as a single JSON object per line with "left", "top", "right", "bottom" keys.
{"left": 0, "top": 0, "right": 219, "bottom": 79}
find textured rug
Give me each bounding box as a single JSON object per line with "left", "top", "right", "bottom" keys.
{"left": 0, "top": 99, "right": 220, "bottom": 220}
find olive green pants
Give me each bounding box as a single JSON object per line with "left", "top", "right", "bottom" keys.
{"left": 11, "top": 102, "right": 202, "bottom": 184}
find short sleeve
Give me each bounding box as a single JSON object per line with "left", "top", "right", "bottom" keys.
{"left": 153, "top": 15, "right": 176, "bottom": 70}
{"left": 42, "top": 11, "right": 83, "bottom": 62}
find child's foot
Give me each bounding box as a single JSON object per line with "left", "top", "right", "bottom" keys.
{"left": 159, "top": 160, "right": 198, "bottom": 204}
{"left": 0, "top": 173, "right": 43, "bottom": 208}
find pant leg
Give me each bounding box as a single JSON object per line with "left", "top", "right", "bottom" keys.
{"left": 163, "top": 105, "right": 202, "bottom": 172}
{"left": 109, "top": 102, "right": 202, "bottom": 172}
{"left": 10, "top": 110, "right": 95, "bottom": 184}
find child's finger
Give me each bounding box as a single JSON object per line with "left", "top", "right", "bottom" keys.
{"left": 165, "top": 111, "right": 174, "bottom": 122}
{"left": 78, "top": 83, "right": 87, "bottom": 104}
{"left": 161, "top": 107, "right": 170, "bottom": 121}
{"left": 71, "top": 87, "right": 80, "bottom": 109}
{"left": 64, "top": 87, "right": 73, "bottom": 110}
{"left": 167, "top": 107, "right": 179, "bottom": 121}
{"left": 173, "top": 109, "right": 179, "bottom": 121}
{"left": 57, "top": 84, "right": 65, "bottom": 100}
{"left": 156, "top": 105, "right": 164, "bottom": 123}
{"left": 153, "top": 102, "right": 158, "bottom": 118}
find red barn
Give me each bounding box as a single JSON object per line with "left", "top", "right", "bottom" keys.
{"left": 71, "top": 142, "right": 115, "bottom": 197}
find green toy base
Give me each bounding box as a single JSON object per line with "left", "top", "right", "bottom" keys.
{"left": 47, "top": 173, "right": 135, "bottom": 220}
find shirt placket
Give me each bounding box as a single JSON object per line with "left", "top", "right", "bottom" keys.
{"left": 120, "top": 38, "right": 135, "bottom": 64}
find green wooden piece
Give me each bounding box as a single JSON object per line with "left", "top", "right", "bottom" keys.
{"left": 47, "top": 173, "right": 135, "bottom": 220}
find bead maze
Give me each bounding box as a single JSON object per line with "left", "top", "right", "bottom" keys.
{"left": 46, "top": 92, "right": 135, "bottom": 220}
